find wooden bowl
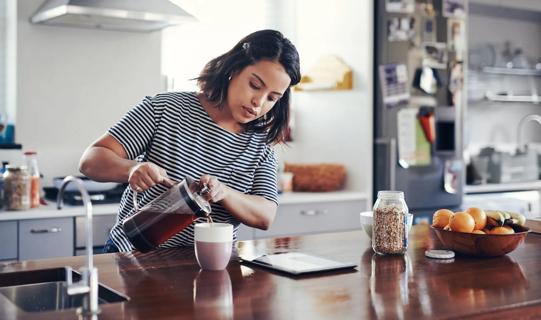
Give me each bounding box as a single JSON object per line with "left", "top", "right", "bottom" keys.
{"left": 430, "top": 225, "right": 529, "bottom": 257}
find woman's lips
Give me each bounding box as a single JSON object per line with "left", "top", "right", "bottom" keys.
{"left": 242, "top": 106, "right": 257, "bottom": 117}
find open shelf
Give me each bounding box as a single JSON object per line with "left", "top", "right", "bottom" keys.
{"left": 482, "top": 66, "right": 541, "bottom": 77}
{"left": 486, "top": 91, "right": 540, "bottom": 104}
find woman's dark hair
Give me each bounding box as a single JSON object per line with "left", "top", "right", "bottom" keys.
{"left": 196, "top": 29, "right": 301, "bottom": 144}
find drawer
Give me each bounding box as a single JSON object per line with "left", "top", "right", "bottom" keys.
{"left": 19, "top": 218, "right": 74, "bottom": 261}
{"left": 236, "top": 224, "right": 254, "bottom": 241}
{"left": 75, "top": 214, "right": 117, "bottom": 248}
{"left": 255, "top": 200, "right": 365, "bottom": 239}
{"left": 0, "top": 221, "right": 18, "bottom": 261}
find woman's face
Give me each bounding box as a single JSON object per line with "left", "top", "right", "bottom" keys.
{"left": 226, "top": 60, "right": 291, "bottom": 124}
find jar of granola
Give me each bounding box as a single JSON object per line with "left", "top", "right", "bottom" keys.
{"left": 372, "top": 191, "right": 408, "bottom": 255}
{"left": 4, "top": 166, "right": 31, "bottom": 210}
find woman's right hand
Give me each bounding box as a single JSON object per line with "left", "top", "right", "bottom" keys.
{"left": 128, "top": 162, "right": 175, "bottom": 192}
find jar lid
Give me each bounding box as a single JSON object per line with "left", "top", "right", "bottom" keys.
{"left": 425, "top": 249, "right": 455, "bottom": 259}
{"left": 6, "top": 165, "right": 28, "bottom": 172}
{"left": 377, "top": 190, "right": 404, "bottom": 200}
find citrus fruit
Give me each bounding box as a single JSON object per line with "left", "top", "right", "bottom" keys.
{"left": 432, "top": 209, "right": 454, "bottom": 229}
{"left": 449, "top": 212, "right": 475, "bottom": 233}
{"left": 489, "top": 226, "right": 515, "bottom": 235}
{"left": 466, "top": 207, "right": 487, "bottom": 230}
{"left": 471, "top": 230, "right": 485, "bottom": 234}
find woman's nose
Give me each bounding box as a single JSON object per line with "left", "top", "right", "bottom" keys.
{"left": 251, "top": 95, "right": 264, "bottom": 108}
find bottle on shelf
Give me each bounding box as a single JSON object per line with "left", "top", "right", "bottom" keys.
{"left": 23, "top": 151, "right": 41, "bottom": 208}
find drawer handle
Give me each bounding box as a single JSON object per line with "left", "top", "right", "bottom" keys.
{"left": 30, "top": 227, "right": 62, "bottom": 234}
{"left": 300, "top": 209, "right": 327, "bottom": 216}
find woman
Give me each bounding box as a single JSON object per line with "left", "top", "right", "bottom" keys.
{"left": 79, "top": 30, "right": 301, "bottom": 252}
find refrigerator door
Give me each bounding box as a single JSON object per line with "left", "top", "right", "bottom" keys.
{"left": 373, "top": 0, "right": 465, "bottom": 215}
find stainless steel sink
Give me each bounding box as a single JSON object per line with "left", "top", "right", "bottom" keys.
{"left": 0, "top": 267, "right": 128, "bottom": 313}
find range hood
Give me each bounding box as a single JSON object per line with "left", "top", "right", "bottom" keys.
{"left": 30, "top": 0, "right": 196, "bottom": 32}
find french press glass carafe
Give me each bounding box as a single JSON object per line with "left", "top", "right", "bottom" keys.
{"left": 123, "top": 176, "right": 211, "bottom": 252}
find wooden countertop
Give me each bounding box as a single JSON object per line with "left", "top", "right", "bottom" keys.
{"left": 1, "top": 224, "right": 541, "bottom": 319}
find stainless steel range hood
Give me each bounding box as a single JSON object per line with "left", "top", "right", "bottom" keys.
{"left": 30, "top": 0, "right": 196, "bottom": 32}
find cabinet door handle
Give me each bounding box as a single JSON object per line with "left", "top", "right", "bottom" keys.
{"left": 30, "top": 227, "right": 62, "bottom": 234}
{"left": 300, "top": 209, "right": 327, "bottom": 216}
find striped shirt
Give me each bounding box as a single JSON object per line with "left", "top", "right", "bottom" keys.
{"left": 107, "top": 91, "right": 278, "bottom": 252}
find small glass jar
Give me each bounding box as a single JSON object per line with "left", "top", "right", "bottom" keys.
{"left": 4, "top": 166, "right": 31, "bottom": 211}
{"left": 372, "top": 191, "right": 409, "bottom": 255}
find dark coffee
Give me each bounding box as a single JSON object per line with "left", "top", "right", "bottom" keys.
{"left": 123, "top": 211, "right": 196, "bottom": 252}
{"left": 195, "top": 241, "right": 232, "bottom": 270}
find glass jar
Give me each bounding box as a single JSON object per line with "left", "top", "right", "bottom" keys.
{"left": 23, "top": 151, "right": 41, "bottom": 208}
{"left": 372, "top": 190, "right": 409, "bottom": 255}
{"left": 4, "top": 166, "right": 31, "bottom": 211}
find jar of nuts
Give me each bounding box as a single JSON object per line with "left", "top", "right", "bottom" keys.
{"left": 372, "top": 191, "right": 409, "bottom": 255}
{"left": 4, "top": 166, "right": 31, "bottom": 211}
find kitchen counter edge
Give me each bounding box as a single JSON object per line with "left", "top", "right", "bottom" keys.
{"left": 0, "top": 191, "right": 368, "bottom": 221}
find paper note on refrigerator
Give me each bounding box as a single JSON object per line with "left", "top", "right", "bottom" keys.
{"left": 397, "top": 108, "right": 431, "bottom": 167}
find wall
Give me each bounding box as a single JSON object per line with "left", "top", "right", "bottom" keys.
{"left": 10, "top": 0, "right": 374, "bottom": 197}
{"left": 275, "top": 0, "right": 373, "bottom": 195}
{"left": 14, "top": 0, "right": 163, "bottom": 185}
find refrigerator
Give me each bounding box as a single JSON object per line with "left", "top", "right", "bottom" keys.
{"left": 373, "top": 0, "right": 467, "bottom": 223}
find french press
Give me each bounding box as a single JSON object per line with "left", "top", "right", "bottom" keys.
{"left": 123, "top": 176, "right": 211, "bottom": 252}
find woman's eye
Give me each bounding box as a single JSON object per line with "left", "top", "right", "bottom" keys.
{"left": 267, "top": 96, "right": 277, "bottom": 102}
{"left": 249, "top": 82, "right": 260, "bottom": 90}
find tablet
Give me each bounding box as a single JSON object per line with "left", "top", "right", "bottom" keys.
{"left": 239, "top": 252, "right": 357, "bottom": 275}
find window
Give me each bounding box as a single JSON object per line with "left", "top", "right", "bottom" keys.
{"left": 0, "top": 0, "right": 16, "bottom": 144}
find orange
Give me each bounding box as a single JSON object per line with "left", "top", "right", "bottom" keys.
{"left": 471, "top": 230, "right": 485, "bottom": 234}
{"left": 466, "top": 207, "right": 487, "bottom": 230}
{"left": 489, "top": 226, "right": 515, "bottom": 235}
{"left": 449, "top": 212, "right": 475, "bottom": 233}
{"left": 432, "top": 209, "right": 454, "bottom": 229}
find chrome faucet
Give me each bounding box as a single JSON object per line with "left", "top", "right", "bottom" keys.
{"left": 517, "top": 114, "right": 541, "bottom": 153}
{"left": 57, "top": 176, "right": 99, "bottom": 316}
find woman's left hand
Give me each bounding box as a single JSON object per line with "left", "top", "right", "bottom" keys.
{"left": 199, "top": 174, "right": 229, "bottom": 203}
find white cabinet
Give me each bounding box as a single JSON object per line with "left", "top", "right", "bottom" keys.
{"left": 75, "top": 214, "right": 116, "bottom": 255}
{"left": 255, "top": 198, "right": 366, "bottom": 239}
{"left": 18, "top": 218, "right": 74, "bottom": 261}
{"left": 0, "top": 221, "right": 17, "bottom": 261}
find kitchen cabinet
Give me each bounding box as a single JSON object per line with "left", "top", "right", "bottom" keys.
{"left": 75, "top": 214, "right": 116, "bottom": 255}
{"left": 18, "top": 218, "right": 74, "bottom": 261}
{"left": 254, "top": 199, "right": 365, "bottom": 239}
{"left": 0, "top": 221, "right": 17, "bottom": 261}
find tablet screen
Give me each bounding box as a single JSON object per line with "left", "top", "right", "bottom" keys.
{"left": 241, "top": 252, "right": 357, "bottom": 275}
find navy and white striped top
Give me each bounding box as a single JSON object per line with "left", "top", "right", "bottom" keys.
{"left": 107, "top": 91, "right": 278, "bottom": 252}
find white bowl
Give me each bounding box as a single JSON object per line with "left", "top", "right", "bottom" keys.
{"left": 359, "top": 211, "right": 413, "bottom": 239}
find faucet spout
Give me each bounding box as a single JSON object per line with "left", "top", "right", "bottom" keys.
{"left": 57, "top": 176, "right": 99, "bottom": 316}
{"left": 517, "top": 114, "right": 541, "bottom": 153}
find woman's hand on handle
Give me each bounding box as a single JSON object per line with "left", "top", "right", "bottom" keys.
{"left": 128, "top": 162, "right": 175, "bottom": 192}
{"left": 199, "top": 174, "right": 229, "bottom": 203}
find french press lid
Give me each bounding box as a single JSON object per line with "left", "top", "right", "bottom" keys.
{"left": 180, "top": 176, "right": 212, "bottom": 218}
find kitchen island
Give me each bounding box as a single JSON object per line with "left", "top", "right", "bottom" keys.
{"left": 1, "top": 224, "right": 541, "bottom": 319}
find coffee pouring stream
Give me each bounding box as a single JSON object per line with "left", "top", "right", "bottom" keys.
{"left": 122, "top": 176, "right": 212, "bottom": 252}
